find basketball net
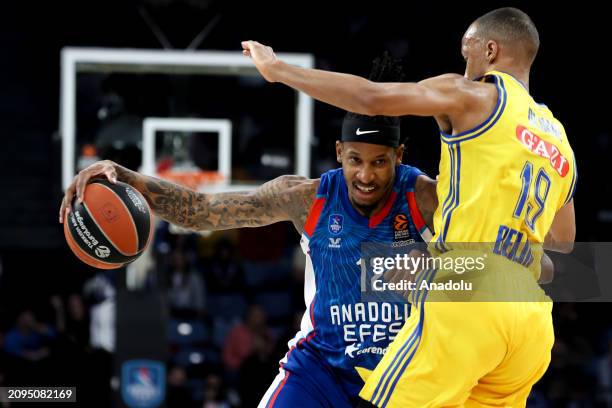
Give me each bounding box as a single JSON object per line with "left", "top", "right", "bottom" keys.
{"left": 157, "top": 169, "right": 225, "bottom": 191}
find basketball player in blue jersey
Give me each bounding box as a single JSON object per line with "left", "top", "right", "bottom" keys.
{"left": 243, "top": 7, "right": 576, "bottom": 407}
{"left": 60, "top": 56, "right": 441, "bottom": 407}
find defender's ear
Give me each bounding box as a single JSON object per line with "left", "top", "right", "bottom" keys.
{"left": 486, "top": 40, "right": 499, "bottom": 63}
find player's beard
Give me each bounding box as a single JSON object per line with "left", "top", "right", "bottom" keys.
{"left": 349, "top": 176, "right": 395, "bottom": 217}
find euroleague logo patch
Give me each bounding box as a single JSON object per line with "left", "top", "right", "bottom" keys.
{"left": 516, "top": 125, "right": 569, "bottom": 177}
{"left": 393, "top": 214, "right": 409, "bottom": 231}
{"left": 393, "top": 213, "right": 411, "bottom": 240}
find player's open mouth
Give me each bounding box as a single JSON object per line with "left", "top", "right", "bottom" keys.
{"left": 354, "top": 184, "right": 376, "bottom": 194}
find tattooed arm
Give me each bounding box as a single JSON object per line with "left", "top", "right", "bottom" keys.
{"left": 59, "top": 160, "right": 319, "bottom": 234}
{"left": 119, "top": 167, "right": 319, "bottom": 233}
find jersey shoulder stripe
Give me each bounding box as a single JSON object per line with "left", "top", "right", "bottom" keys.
{"left": 304, "top": 198, "right": 326, "bottom": 237}
{"left": 440, "top": 74, "right": 508, "bottom": 144}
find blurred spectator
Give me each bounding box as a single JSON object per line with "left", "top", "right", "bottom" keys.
{"left": 167, "top": 365, "right": 193, "bottom": 408}
{"left": 65, "top": 294, "right": 89, "bottom": 347}
{"left": 222, "top": 305, "right": 272, "bottom": 373}
{"left": 207, "top": 239, "right": 245, "bottom": 295}
{"left": 2, "top": 309, "right": 56, "bottom": 385}
{"left": 47, "top": 293, "right": 100, "bottom": 403}
{"left": 238, "top": 224, "right": 288, "bottom": 262}
{"left": 275, "top": 311, "right": 303, "bottom": 359}
{"left": 0, "top": 339, "right": 6, "bottom": 407}
{"left": 196, "top": 231, "right": 239, "bottom": 260}
{"left": 155, "top": 222, "right": 199, "bottom": 258}
{"left": 166, "top": 249, "right": 206, "bottom": 316}
{"left": 535, "top": 304, "right": 599, "bottom": 407}
{"left": 596, "top": 335, "right": 612, "bottom": 405}
{"left": 202, "top": 373, "right": 230, "bottom": 408}
{"left": 290, "top": 245, "right": 306, "bottom": 311}
{"left": 239, "top": 327, "right": 277, "bottom": 406}
{"left": 84, "top": 273, "right": 116, "bottom": 352}
{"left": 0, "top": 330, "right": 5, "bottom": 383}
{"left": 3, "top": 310, "right": 55, "bottom": 362}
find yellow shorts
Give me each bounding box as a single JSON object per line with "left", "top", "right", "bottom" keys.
{"left": 359, "top": 252, "right": 554, "bottom": 408}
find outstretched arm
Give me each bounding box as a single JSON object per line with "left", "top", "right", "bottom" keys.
{"left": 241, "top": 41, "right": 483, "bottom": 119}
{"left": 60, "top": 160, "right": 318, "bottom": 234}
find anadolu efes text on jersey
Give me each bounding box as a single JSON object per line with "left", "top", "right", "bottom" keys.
{"left": 282, "top": 164, "right": 431, "bottom": 381}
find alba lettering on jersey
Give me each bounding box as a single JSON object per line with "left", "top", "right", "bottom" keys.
{"left": 516, "top": 125, "right": 569, "bottom": 177}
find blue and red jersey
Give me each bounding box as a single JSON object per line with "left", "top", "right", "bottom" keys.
{"left": 281, "top": 164, "right": 430, "bottom": 383}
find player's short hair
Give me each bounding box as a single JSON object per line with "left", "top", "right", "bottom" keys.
{"left": 475, "top": 7, "right": 540, "bottom": 63}
{"left": 342, "top": 52, "right": 404, "bottom": 146}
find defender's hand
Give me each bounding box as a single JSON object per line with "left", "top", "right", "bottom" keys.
{"left": 241, "top": 40, "right": 279, "bottom": 82}
{"left": 59, "top": 160, "right": 118, "bottom": 223}
{"left": 539, "top": 252, "right": 555, "bottom": 284}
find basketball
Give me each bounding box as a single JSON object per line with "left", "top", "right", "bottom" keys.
{"left": 63, "top": 179, "right": 153, "bottom": 269}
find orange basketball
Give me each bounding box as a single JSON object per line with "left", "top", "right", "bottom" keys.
{"left": 64, "top": 179, "right": 153, "bottom": 269}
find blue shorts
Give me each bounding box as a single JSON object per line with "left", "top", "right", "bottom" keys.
{"left": 258, "top": 342, "right": 363, "bottom": 408}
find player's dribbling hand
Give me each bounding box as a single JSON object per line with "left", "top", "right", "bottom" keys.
{"left": 59, "top": 160, "right": 118, "bottom": 224}
{"left": 241, "top": 40, "right": 279, "bottom": 82}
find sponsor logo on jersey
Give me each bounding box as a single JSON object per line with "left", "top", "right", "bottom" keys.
{"left": 528, "top": 108, "right": 562, "bottom": 139}
{"left": 330, "top": 302, "right": 409, "bottom": 343}
{"left": 345, "top": 342, "right": 361, "bottom": 358}
{"left": 345, "top": 342, "right": 388, "bottom": 358}
{"left": 391, "top": 239, "right": 415, "bottom": 248}
{"left": 328, "top": 237, "right": 342, "bottom": 249}
{"left": 516, "top": 125, "right": 569, "bottom": 177}
{"left": 328, "top": 214, "right": 344, "bottom": 235}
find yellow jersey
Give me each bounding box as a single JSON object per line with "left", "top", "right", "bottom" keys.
{"left": 433, "top": 70, "right": 577, "bottom": 278}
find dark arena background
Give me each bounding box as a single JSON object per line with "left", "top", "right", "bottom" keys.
{"left": 0, "top": 1, "right": 609, "bottom": 407}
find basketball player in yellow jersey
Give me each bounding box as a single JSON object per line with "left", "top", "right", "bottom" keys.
{"left": 243, "top": 7, "right": 576, "bottom": 407}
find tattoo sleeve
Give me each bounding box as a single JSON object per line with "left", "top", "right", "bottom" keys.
{"left": 116, "top": 165, "right": 318, "bottom": 233}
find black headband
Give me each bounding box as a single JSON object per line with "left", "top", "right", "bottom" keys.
{"left": 341, "top": 118, "right": 400, "bottom": 147}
